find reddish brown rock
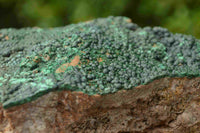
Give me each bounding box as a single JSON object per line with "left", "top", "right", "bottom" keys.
{"left": 0, "top": 77, "right": 200, "bottom": 133}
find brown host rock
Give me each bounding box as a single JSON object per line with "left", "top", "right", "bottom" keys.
{"left": 0, "top": 77, "right": 200, "bottom": 133}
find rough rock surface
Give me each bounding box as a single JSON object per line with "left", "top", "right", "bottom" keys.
{"left": 1, "top": 16, "right": 200, "bottom": 108}
{"left": 0, "top": 77, "right": 200, "bottom": 132}
{"left": 0, "top": 16, "right": 200, "bottom": 132}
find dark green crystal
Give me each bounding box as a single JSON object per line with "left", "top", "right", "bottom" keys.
{"left": 0, "top": 16, "right": 200, "bottom": 108}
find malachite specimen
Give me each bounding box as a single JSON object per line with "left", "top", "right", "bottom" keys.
{"left": 0, "top": 16, "right": 200, "bottom": 108}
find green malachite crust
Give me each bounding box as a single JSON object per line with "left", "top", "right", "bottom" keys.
{"left": 0, "top": 16, "right": 200, "bottom": 108}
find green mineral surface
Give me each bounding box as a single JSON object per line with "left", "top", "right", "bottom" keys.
{"left": 0, "top": 16, "right": 200, "bottom": 108}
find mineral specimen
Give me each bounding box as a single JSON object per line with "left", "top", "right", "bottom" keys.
{"left": 0, "top": 16, "right": 200, "bottom": 108}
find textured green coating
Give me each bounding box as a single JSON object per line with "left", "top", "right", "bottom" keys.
{"left": 0, "top": 16, "right": 200, "bottom": 108}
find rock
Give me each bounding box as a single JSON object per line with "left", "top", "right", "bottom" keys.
{"left": 0, "top": 77, "right": 200, "bottom": 132}
{"left": 0, "top": 16, "right": 200, "bottom": 132}
{"left": 1, "top": 16, "right": 200, "bottom": 108}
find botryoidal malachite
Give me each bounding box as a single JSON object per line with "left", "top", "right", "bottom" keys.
{"left": 0, "top": 16, "right": 200, "bottom": 108}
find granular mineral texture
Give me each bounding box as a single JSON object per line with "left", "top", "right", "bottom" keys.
{"left": 0, "top": 16, "right": 200, "bottom": 108}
